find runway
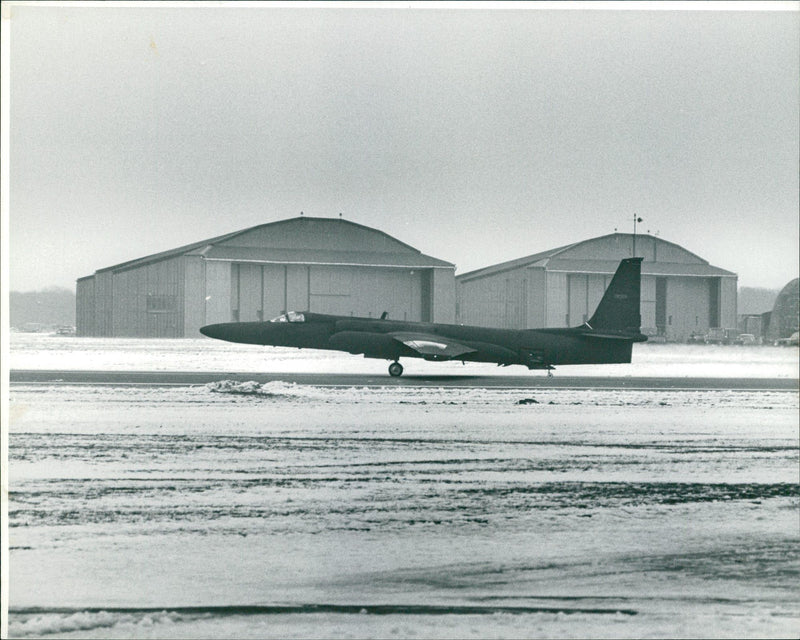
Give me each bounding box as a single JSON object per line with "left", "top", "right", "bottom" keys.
{"left": 9, "top": 368, "right": 798, "bottom": 390}
{"left": 8, "top": 373, "right": 799, "bottom": 639}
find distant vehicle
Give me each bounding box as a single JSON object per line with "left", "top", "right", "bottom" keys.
{"left": 687, "top": 331, "right": 706, "bottom": 344}
{"left": 55, "top": 325, "right": 76, "bottom": 336}
{"left": 201, "top": 258, "right": 648, "bottom": 377}
{"left": 19, "top": 323, "right": 45, "bottom": 333}
{"left": 775, "top": 331, "right": 799, "bottom": 347}
{"left": 704, "top": 328, "right": 738, "bottom": 345}
{"left": 733, "top": 333, "right": 756, "bottom": 346}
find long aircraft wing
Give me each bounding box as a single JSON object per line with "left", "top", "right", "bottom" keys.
{"left": 391, "top": 332, "right": 478, "bottom": 359}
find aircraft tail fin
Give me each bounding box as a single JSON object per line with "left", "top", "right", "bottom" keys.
{"left": 586, "top": 258, "right": 643, "bottom": 334}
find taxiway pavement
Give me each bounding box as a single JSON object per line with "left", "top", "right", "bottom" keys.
{"left": 9, "top": 369, "right": 798, "bottom": 390}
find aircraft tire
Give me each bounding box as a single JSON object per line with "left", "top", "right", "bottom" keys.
{"left": 388, "top": 361, "right": 404, "bottom": 377}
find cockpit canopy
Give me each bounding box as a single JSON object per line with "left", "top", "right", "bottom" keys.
{"left": 270, "top": 311, "right": 305, "bottom": 323}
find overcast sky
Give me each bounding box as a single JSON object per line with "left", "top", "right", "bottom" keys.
{"left": 6, "top": 2, "right": 799, "bottom": 291}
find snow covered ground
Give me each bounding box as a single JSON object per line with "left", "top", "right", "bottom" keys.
{"left": 9, "top": 332, "right": 800, "bottom": 378}
{"left": 6, "top": 337, "right": 800, "bottom": 638}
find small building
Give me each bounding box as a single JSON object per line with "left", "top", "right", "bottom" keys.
{"left": 456, "top": 233, "right": 737, "bottom": 342}
{"left": 737, "top": 314, "right": 766, "bottom": 341}
{"left": 77, "top": 216, "right": 455, "bottom": 337}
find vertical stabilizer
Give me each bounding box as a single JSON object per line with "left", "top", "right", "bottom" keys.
{"left": 587, "top": 258, "right": 643, "bottom": 334}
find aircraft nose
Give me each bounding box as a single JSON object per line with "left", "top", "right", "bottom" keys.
{"left": 200, "top": 321, "right": 272, "bottom": 345}
{"left": 200, "top": 323, "right": 228, "bottom": 340}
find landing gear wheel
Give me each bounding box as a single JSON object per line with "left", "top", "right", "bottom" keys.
{"left": 388, "top": 361, "right": 404, "bottom": 377}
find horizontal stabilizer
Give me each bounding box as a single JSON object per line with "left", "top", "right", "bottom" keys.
{"left": 582, "top": 332, "right": 644, "bottom": 340}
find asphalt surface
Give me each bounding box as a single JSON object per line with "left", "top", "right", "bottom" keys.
{"left": 9, "top": 369, "right": 799, "bottom": 390}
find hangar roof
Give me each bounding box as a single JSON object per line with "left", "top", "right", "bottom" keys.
{"left": 86, "top": 216, "right": 453, "bottom": 277}
{"left": 194, "top": 245, "right": 453, "bottom": 269}
{"left": 544, "top": 259, "right": 737, "bottom": 277}
{"left": 457, "top": 233, "right": 736, "bottom": 282}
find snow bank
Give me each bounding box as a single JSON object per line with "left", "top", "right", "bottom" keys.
{"left": 200, "top": 380, "right": 798, "bottom": 410}
{"left": 206, "top": 379, "right": 335, "bottom": 400}
{"left": 8, "top": 610, "right": 185, "bottom": 638}
{"left": 8, "top": 607, "right": 800, "bottom": 640}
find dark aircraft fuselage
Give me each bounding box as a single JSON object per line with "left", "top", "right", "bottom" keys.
{"left": 200, "top": 258, "right": 647, "bottom": 376}
{"left": 200, "top": 314, "right": 642, "bottom": 367}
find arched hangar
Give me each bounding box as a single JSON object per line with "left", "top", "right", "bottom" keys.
{"left": 77, "top": 216, "right": 455, "bottom": 337}
{"left": 455, "top": 233, "right": 737, "bottom": 342}
{"left": 765, "top": 278, "right": 799, "bottom": 343}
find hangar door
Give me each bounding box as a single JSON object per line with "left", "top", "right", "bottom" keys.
{"left": 231, "top": 263, "right": 427, "bottom": 322}
{"left": 567, "top": 273, "right": 611, "bottom": 326}
{"left": 310, "top": 266, "right": 424, "bottom": 320}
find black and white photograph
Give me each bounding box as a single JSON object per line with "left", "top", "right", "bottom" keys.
{"left": 2, "top": 1, "right": 798, "bottom": 638}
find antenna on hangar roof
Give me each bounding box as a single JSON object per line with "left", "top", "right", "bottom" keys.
{"left": 632, "top": 214, "right": 643, "bottom": 257}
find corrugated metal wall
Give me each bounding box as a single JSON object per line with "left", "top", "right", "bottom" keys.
{"left": 76, "top": 278, "right": 95, "bottom": 336}
{"left": 456, "top": 269, "right": 529, "bottom": 329}
{"left": 640, "top": 276, "right": 656, "bottom": 334}
{"left": 94, "top": 272, "right": 113, "bottom": 337}
{"left": 566, "top": 273, "right": 611, "bottom": 327}
{"left": 109, "top": 257, "right": 185, "bottom": 337}
{"left": 526, "top": 268, "right": 547, "bottom": 328}
{"left": 225, "top": 262, "right": 428, "bottom": 324}
{"left": 661, "top": 277, "right": 712, "bottom": 339}
{"left": 545, "top": 272, "right": 568, "bottom": 328}
{"left": 431, "top": 268, "right": 455, "bottom": 324}
{"left": 183, "top": 255, "right": 206, "bottom": 337}
{"left": 719, "top": 277, "right": 738, "bottom": 329}
{"left": 203, "top": 260, "right": 232, "bottom": 328}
